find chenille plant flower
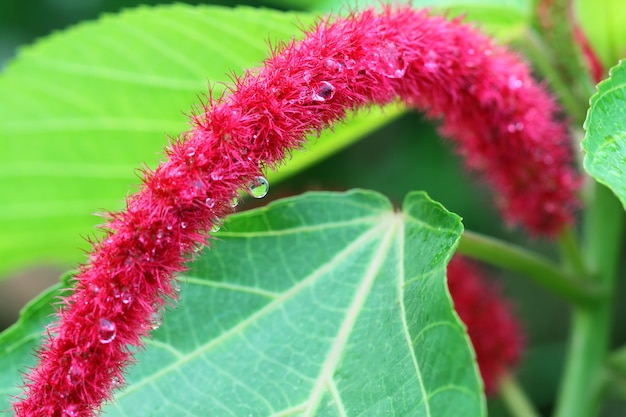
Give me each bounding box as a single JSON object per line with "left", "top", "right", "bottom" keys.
{"left": 11, "top": 5, "right": 579, "bottom": 416}
{"left": 3, "top": 1, "right": 624, "bottom": 417}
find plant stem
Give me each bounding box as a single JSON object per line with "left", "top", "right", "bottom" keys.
{"left": 553, "top": 184, "right": 624, "bottom": 417}
{"left": 499, "top": 374, "right": 541, "bottom": 417}
{"left": 557, "top": 226, "right": 588, "bottom": 277}
{"left": 457, "top": 231, "right": 602, "bottom": 306}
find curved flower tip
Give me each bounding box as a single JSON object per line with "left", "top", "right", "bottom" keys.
{"left": 14, "top": 5, "right": 569, "bottom": 415}
{"left": 447, "top": 255, "right": 525, "bottom": 395}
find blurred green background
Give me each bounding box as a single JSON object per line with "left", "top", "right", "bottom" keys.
{"left": 1, "top": 0, "right": 625, "bottom": 415}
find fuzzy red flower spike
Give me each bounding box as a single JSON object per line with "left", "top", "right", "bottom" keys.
{"left": 13, "top": 6, "right": 577, "bottom": 416}
{"left": 447, "top": 255, "right": 525, "bottom": 395}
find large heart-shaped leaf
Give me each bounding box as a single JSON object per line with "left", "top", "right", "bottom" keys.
{"left": 0, "top": 4, "right": 402, "bottom": 277}
{"left": 583, "top": 61, "right": 626, "bottom": 209}
{"left": 0, "top": 190, "right": 485, "bottom": 416}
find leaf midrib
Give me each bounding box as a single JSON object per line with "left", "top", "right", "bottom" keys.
{"left": 115, "top": 212, "right": 393, "bottom": 401}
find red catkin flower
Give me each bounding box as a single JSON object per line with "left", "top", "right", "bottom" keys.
{"left": 447, "top": 255, "right": 525, "bottom": 395}
{"left": 14, "top": 6, "right": 576, "bottom": 415}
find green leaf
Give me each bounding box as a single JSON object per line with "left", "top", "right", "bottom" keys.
{"left": 0, "top": 190, "right": 485, "bottom": 416}
{"left": 575, "top": 0, "right": 626, "bottom": 69}
{"left": 583, "top": 61, "right": 626, "bottom": 209}
{"left": 0, "top": 4, "right": 401, "bottom": 277}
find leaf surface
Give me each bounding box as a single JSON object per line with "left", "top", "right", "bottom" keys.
{"left": 0, "top": 190, "right": 485, "bottom": 416}
{"left": 0, "top": 5, "right": 401, "bottom": 276}
{"left": 583, "top": 61, "right": 626, "bottom": 209}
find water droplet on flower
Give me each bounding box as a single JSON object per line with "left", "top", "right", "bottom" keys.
{"left": 166, "top": 224, "right": 173, "bottom": 231}
{"left": 508, "top": 75, "right": 523, "bottom": 89}
{"left": 205, "top": 197, "right": 216, "bottom": 208}
{"left": 324, "top": 58, "right": 343, "bottom": 73}
{"left": 172, "top": 279, "right": 181, "bottom": 293}
{"left": 187, "top": 147, "right": 196, "bottom": 157}
{"left": 150, "top": 311, "right": 163, "bottom": 330}
{"left": 180, "top": 222, "right": 188, "bottom": 229}
{"left": 465, "top": 48, "right": 479, "bottom": 68}
{"left": 424, "top": 50, "right": 439, "bottom": 71}
{"left": 67, "top": 362, "right": 83, "bottom": 386}
{"left": 507, "top": 122, "right": 524, "bottom": 133}
{"left": 311, "top": 81, "right": 335, "bottom": 102}
{"left": 344, "top": 58, "right": 356, "bottom": 69}
{"left": 98, "top": 318, "right": 116, "bottom": 344}
{"left": 111, "top": 375, "right": 122, "bottom": 388}
{"left": 210, "top": 170, "right": 223, "bottom": 181}
{"left": 377, "top": 42, "right": 408, "bottom": 78}
{"left": 210, "top": 224, "right": 221, "bottom": 233}
{"left": 121, "top": 289, "right": 133, "bottom": 305}
{"left": 248, "top": 176, "right": 269, "bottom": 198}
{"left": 230, "top": 196, "right": 239, "bottom": 208}
{"left": 63, "top": 404, "right": 80, "bottom": 417}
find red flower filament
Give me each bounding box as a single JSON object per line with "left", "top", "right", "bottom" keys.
{"left": 13, "top": 6, "right": 576, "bottom": 415}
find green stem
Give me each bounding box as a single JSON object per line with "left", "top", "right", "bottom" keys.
{"left": 608, "top": 345, "right": 626, "bottom": 374}
{"left": 553, "top": 184, "right": 624, "bottom": 417}
{"left": 457, "top": 231, "right": 602, "bottom": 306}
{"left": 557, "top": 226, "right": 588, "bottom": 277}
{"left": 499, "top": 374, "right": 541, "bottom": 417}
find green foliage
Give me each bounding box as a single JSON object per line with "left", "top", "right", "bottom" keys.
{"left": 0, "top": 190, "right": 485, "bottom": 416}
{"left": 0, "top": 4, "right": 401, "bottom": 277}
{"left": 583, "top": 61, "right": 626, "bottom": 209}
{"left": 575, "top": 0, "right": 626, "bottom": 69}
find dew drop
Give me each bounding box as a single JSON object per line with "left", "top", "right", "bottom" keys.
{"left": 230, "top": 196, "right": 239, "bottom": 208}
{"left": 248, "top": 176, "right": 269, "bottom": 199}
{"left": 121, "top": 289, "right": 133, "bottom": 305}
{"left": 111, "top": 375, "right": 122, "bottom": 388}
{"left": 180, "top": 222, "right": 188, "bottom": 229}
{"left": 424, "top": 50, "right": 439, "bottom": 71}
{"left": 63, "top": 404, "right": 80, "bottom": 417}
{"left": 508, "top": 75, "right": 523, "bottom": 89}
{"left": 324, "top": 58, "right": 343, "bottom": 73}
{"left": 311, "top": 81, "right": 335, "bottom": 102}
{"left": 98, "top": 318, "right": 116, "bottom": 344}
{"left": 344, "top": 58, "right": 356, "bottom": 69}
{"left": 210, "top": 224, "right": 221, "bottom": 233}
{"left": 67, "top": 362, "right": 83, "bottom": 386}
{"left": 166, "top": 224, "right": 173, "bottom": 231}
{"left": 210, "top": 170, "right": 223, "bottom": 181}
{"left": 150, "top": 311, "right": 163, "bottom": 330}
{"left": 172, "top": 279, "right": 181, "bottom": 293}
{"left": 507, "top": 122, "right": 524, "bottom": 133}
{"left": 187, "top": 147, "right": 196, "bottom": 157}
{"left": 377, "top": 42, "right": 408, "bottom": 78}
{"left": 205, "top": 197, "right": 216, "bottom": 208}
